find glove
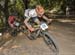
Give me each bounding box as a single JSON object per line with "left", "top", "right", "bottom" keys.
{"left": 10, "top": 24, "right": 16, "bottom": 29}
{"left": 11, "top": 24, "right": 14, "bottom": 28}
{"left": 29, "top": 27, "right": 35, "bottom": 32}
{"left": 47, "top": 19, "right": 53, "bottom": 24}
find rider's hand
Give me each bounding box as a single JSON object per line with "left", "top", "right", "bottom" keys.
{"left": 11, "top": 24, "right": 14, "bottom": 28}
{"left": 29, "top": 27, "right": 35, "bottom": 32}
{"left": 47, "top": 19, "right": 53, "bottom": 24}
{"left": 11, "top": 24, "right": 16, "bottom": 29}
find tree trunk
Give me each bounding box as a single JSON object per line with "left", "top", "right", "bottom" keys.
{"left": 3, "top": 0, "right": 9, "bottom": 27}
{"left": 4, "top": 0, "right": 9, "bottom": 18}
{"left": 22, "top": 0, "right": 30, "bottom": 9}
{"left": 0, "top": 4, "right": 4, "bottom": 12}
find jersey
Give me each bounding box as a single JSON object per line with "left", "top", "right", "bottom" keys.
{"left": 24, "top": 9, "right": 37, "bottom": 18}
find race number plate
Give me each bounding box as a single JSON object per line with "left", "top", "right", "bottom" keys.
{"left": 40, "top": 23, "right": 48, "bottom": 30}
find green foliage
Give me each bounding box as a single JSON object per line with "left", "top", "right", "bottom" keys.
{"left": 8, "top": 0, "right": 25, "bottom": 16}
{"left": 0, "top": 0, "right": 67, "bottom": 18}
{"left": 15, "top": 0, "right": 25, "bottom": 16}
{"left": 50, "top": 0, "right": 64, "bottom": 12}
{"left": 29, "top": 0, "right": 65, "bottom": 12}
{"left": 29, "top": 0, "right": 38, "bottom": 8}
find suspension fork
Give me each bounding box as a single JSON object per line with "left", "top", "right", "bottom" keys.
{"left": 40, "top": 31, "right": 50, "bottom": 41}
{"left": 35, "top": 30, "right": 41, "bottom": 37}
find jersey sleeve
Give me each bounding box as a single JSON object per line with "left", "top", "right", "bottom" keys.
{"left": 24, "top": 9, "right": 30, "bottom": 18}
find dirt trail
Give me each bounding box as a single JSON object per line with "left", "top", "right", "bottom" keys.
{"left": 0, "top": 20, "right": 75, "bottom": 55}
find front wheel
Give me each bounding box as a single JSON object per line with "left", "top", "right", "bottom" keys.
{"left": 42, "top": 31, "right": 59, "bottom": 55}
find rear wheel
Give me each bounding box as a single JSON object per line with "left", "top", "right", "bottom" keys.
{"left": 42, "top": 31, "right": 59, "bottom": 55}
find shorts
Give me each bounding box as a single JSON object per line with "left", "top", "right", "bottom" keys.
{"left": 25, "top": 17, "right": 40, "bottom": 24}
{"left": 31, "top": 17, "right": 40, "bottom": 24}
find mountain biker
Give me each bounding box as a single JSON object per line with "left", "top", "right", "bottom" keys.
{"left": 24, "top": 5, "right": 52, "bottom": 32}
{"left": 8, "top": 15, "right": 15, "bottom": 28}
{"left": 8, "top": 14, "right": 20, "bottom": 29}
{"left": 8, "top": 13, "right": 26, "bottom": 35}
{"left": 8, "top": 13, "right": 22, "bottom": 36}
